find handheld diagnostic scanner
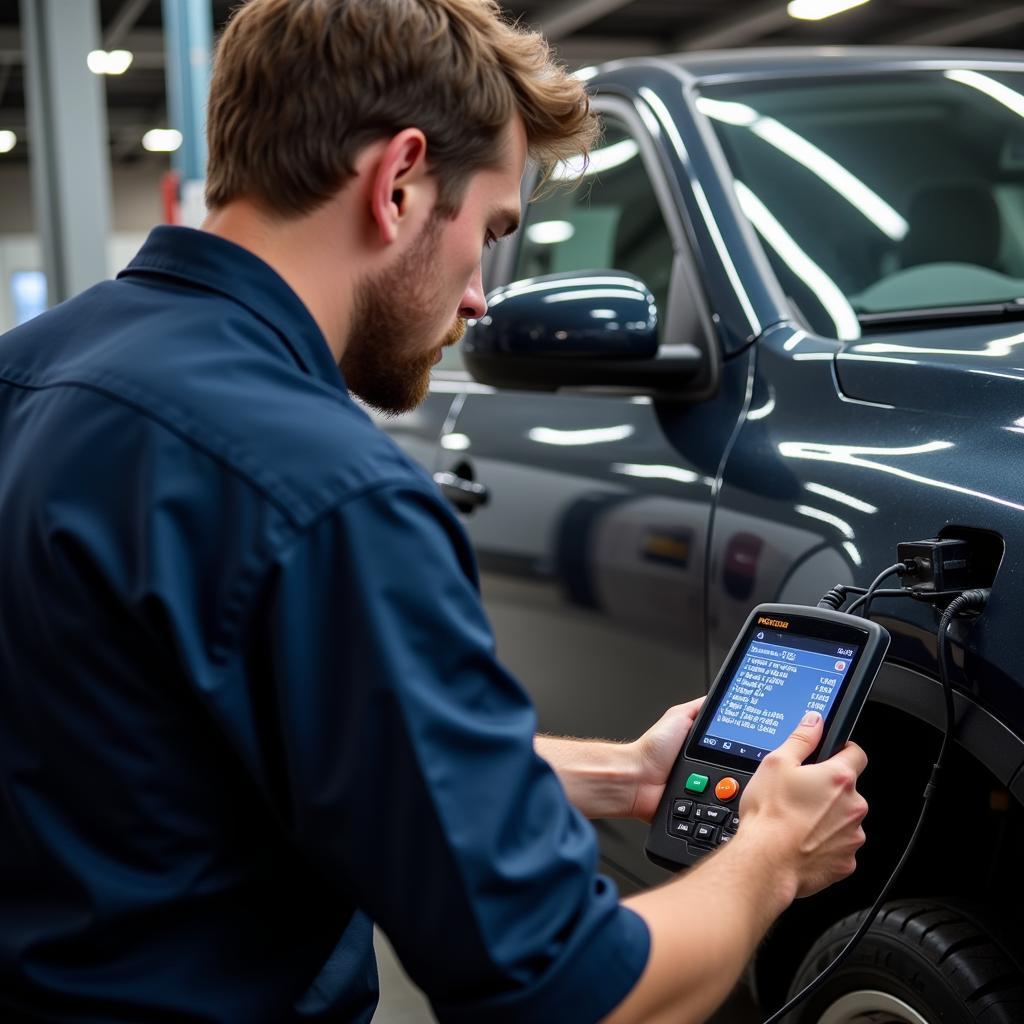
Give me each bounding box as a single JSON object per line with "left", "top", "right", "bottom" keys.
{"left": 646, "top": 604, "right": 889, "bottom": 871}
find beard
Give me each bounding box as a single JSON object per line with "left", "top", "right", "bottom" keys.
{"left": 341, "top": 214, "right": 466, "bottom": 416}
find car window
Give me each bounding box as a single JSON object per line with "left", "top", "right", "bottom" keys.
{"left": 510, "top": 115, "right": 676, "bottom": 336}
{"left": 699, "top": 71, "right": 1024, "bottom": 338}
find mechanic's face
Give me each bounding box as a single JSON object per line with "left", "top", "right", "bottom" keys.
{"left": 342, "top": 120, "right": 525, "bottom": 415}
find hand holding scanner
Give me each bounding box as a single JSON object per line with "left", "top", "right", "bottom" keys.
{"left": 646, "top": 603, "right": 889, "bottom": 871}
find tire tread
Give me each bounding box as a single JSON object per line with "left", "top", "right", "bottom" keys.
{"left": 789, "top": 900, "right": 1024, "bottom": 1023}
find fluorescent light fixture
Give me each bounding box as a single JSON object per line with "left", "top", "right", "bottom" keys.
{"left": 695, "top": 97, "right": 758, "bottom": 127}
{"left": 842, "top": 541, "right": 863, "bottom": 566}
{"left": 746, "top": 395, "right": 776, "bottom": 421}
{"left": 87, "top": 49, "right": 133, "bottom": 75}
{"left": 542, "top": 287, "right": 641, "bottom": 304}
{"left": 525, "top": 220, "right": 575, "bottom": 245}
{"left": 795, "top": 504, "right": 855, "bottom": 539}
{"left": 0, "top": 130, "right": 16, "bottom": 154}
{"left": 528, "top": 424, "right": 634, "bottom": 446}
{"left": 751, "top": 119, "right": 906, "bottom": 240}
{"left": 788, "top": 0, "right": 869, "bottom": 20}
{"left": 734, "top": 181, "right": 860, "bottom": 340}
{"left": 573, "top": 65, "right": 599, "bottom": 82}
{"left": 142, "top": 128, "right": 183, "bottom": 153}
{"left": 779, "top": 438, "right": 1024, "bottom": 514}
{"left": 440, "top": 433, "right": 471, "bottom": 451}
{"left": 699, "top": 97, "right": 906, "bottom": 241}
{"left": 490, "top": 274, "right": 641, "bottom": 306}
{"left": 551, "top": 137, "right": 639, "bottom": 181}
{"left": 804, "top": 482, "right": 878, "bottom": 514}
{"left": 611, "top": 463, "right": 699, "bottom": 484}
{"left": 856, "top": 331, "right": 1024, "bottom": 358}
{"left": 781, "top": 440, "right": 953, "bottom": 459}
{"left": 945, "top": 69, "right": 1024, "bottom": 119}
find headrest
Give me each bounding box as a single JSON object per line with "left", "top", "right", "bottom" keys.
{"left": 899, "top": 182, "right": 1001, "bottom": 269}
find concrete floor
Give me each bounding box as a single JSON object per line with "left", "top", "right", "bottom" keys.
{"left": 371, "top": 929, "right": 761, "bottom": 1023}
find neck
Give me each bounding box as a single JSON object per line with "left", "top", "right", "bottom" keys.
{"left": 201, "top": 200, "right": 353, "bottom": 362}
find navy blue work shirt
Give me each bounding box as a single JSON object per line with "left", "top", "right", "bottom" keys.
{"left": 0, "top": 227, "right": 649, "bottom": 1022}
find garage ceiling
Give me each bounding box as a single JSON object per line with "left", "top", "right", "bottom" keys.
{"left": 1, "top": 0, "right": 1024, "bottom": 164}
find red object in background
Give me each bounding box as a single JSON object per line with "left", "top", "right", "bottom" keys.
{"left": 723, "top": 532, "right": 763, "bottom": 602}
{"left": 161, "top": 170, "right": 180, "bottom": 224}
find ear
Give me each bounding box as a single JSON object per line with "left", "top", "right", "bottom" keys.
{"left": 367, "top": 128, "right": 432, "bottom": 246}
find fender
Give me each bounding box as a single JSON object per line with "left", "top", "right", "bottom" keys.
{"left": 869, "top": 661, "right": 1024, "bottom": 797}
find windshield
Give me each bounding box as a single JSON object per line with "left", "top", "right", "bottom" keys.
{"left": 698, "top": 69, "right": 1024, "bottom": 339}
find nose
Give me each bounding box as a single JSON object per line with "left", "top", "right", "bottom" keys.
{"left": 458, "top": 266, "right": 487, "bottom": 320}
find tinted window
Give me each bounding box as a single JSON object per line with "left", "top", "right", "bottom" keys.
{"left": 700, "top": 71, "right": 1024, "bottom": 338}
{"left": 512, "top": 116, "right": 676, "bottom": 333}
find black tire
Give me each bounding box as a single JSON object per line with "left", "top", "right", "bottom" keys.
{"left": 784, "top": 900, "right": 1024, "bottom": 1024}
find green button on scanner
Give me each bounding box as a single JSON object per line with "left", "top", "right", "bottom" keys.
{"left": 684, "top": 773, "right": 709, "bottom": 793}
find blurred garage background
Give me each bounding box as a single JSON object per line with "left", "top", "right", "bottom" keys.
{"left": 1, "top": 1, "right": 1023, "bottom": 1021}
{"left": 3, "top": 0, "right": 1024, "bottom": 333}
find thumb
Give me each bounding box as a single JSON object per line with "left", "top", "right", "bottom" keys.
{"left": 773, "top": 710, "right": 824, "bottom": 765}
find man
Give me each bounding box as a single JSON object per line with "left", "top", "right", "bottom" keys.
{"left": 0, "top": 1, "right": 867, "bottom": 1021}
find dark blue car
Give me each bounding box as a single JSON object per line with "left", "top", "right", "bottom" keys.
{"left": 382, "top": 47, "right": 1024, "bottom": 1022}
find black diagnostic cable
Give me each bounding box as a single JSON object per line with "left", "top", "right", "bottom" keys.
{"left": 761, "top": 580, "right": 990, "bottom": 1024}
{"left": 849, "top": 561, "right": 913, "bottom": 618}
{"left": 816, "top": 562, "right": 913, "bottom": 615}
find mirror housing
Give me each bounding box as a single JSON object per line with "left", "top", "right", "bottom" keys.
{"left": 464, "top": 270, "right": 706, "bottom": 394}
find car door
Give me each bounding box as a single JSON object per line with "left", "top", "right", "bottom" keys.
{"left": 433, "top": 97, "right": 743, "bottom": 887}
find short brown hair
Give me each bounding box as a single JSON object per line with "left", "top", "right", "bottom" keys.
{"left": 205, "top": 0, "right": 598, "bottom": 217}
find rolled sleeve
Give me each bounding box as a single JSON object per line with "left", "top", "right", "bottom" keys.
{"left": 253, "top": 480, "right": 650, "bottom": 1022}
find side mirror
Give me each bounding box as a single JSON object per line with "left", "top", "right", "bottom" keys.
{"left": 463, "top": 270, "right": 705, "bottom": 393}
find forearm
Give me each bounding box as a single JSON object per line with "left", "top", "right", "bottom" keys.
{"left": 534, "top": 734, "right": 640, "bottom": 819}
{"left": 607, "top": 832, "right": 797, "bottom": 1024}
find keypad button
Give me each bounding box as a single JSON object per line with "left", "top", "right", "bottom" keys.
{"left": 695, "top": 804, "right": 730, "bottom": 824}
{"left": 717, "top": 832, "right": 733, "bottom": 846}
{"left": 684, "top": 773, "right": 709, "bottom": 794}
{"left": 672, "top": 799, "right": 692, "bottom": 819}
{"left": 726, "top": 814, "right": 740, "bottom": 833}
{"left": 715, "top": 777, "right": 740, "bottom": 802}
{"left": 670, "top": 819, "right": 695, "bottom": 839}
{"left": 694, "top": 823, "right": 719, "bottom": 845}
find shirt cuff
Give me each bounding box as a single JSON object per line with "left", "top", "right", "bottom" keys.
{"left": 432, "top": 899, "right": 650, "bottom": 1024}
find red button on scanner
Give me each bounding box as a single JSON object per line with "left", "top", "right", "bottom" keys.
{"left": 715, "top": 777, "right": 740, "bottom": 802}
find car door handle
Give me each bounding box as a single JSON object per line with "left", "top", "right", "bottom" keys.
{"left": 433, "top": 471, "right": 489, "bottom": 510}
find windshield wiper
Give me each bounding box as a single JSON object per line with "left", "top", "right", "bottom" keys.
{"left": 857, "top": 300, "right": 1024, "bottom": 333}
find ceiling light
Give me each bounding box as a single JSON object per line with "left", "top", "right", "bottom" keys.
{"left": 526, "top": 220, "right": 575, "bottom": 245}
{"left": 0, "top": 130, "right": 16, "bottom": 154}
{"left": 142, "top": 129, "right": 183, "bottom": 153}
{"left": 87, "top": 49, "right": 134, "bottom": 75}
{"left": 695, "top": 97, "right": 758, "bottom": 127}
{"left": 528, "top": 425, "right": 635, "bottom": 446}
{"left": 945, "top": 69, "right": 1024, "bottom": 119}
{"left": 788, "top": 0, "right": 869, "bottom": 20}
{"left": 551, "top": 137, "right": 639, "bottom": 181}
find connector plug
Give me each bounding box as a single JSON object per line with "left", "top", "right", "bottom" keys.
{"left": 897, "top": 538, "right": 976, "bottom": 594}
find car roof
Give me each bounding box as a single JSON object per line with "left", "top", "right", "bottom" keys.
{"left": 606, "top": 45, "right": 1024, "bottom": 84}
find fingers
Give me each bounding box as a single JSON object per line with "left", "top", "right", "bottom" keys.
{"left": 768, "top": 710, "right": 824, "bottom": 766}
{"left": 663, "top": 698, "right": 705, "bottom": 723}
{"left": 834, "top": 741, "right": 868, "bottom": 778}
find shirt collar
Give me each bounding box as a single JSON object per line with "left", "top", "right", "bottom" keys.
{"left": 119, "top": 225, "right": 346, "bottom": 390}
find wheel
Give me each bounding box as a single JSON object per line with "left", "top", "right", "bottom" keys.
{"left": 784, "top": 900, "right": 1024, "bottom": 1024}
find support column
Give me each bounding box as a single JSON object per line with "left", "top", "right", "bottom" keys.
{"left": 162, "top": 0, "right": 212, "bottom": 225}
{"left": 20, "top": 0, "right": 113, "bottom": 305}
